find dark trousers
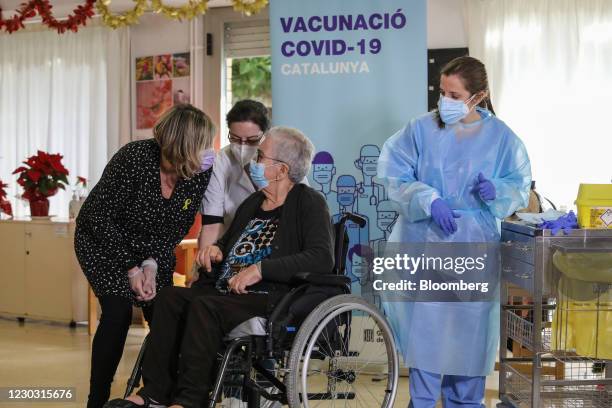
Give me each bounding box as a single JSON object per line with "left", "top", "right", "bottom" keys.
{"left": 139, "top": 280, "right": 268, "bottom": 408}
{"left": 87, "top": 295, "right": 154, "bottom": 408}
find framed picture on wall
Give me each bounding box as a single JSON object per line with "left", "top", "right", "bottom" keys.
{"left": 173, "top": 52, "right": 190, "bottom": 77}
{"left": 134, "top": 52, "right": 191, "bottom": 132}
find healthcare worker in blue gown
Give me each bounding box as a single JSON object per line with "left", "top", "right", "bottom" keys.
{"left": 378, "top": 56, "right": 532, "bottom": 407}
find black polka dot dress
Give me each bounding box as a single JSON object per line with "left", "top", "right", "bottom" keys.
{"left": 74, "top": 139, "right": 211, "bottom": 306}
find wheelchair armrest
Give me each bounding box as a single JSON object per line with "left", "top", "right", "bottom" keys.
{"left": 290, "top": 272, "right": 351, "bottom": 287}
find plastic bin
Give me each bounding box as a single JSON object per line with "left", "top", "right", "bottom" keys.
{"left": 575, "top": 184, "right": 612, "bottom": 228}
{"left": 551, "top": 251, "right": 612, "bottom": 359}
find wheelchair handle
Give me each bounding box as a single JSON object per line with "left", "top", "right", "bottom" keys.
{"left": 340, "top": 212, "right": 367, "bottom": 228}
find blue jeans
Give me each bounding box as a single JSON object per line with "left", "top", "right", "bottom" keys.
{"left": 408, "top": 368, "right": 486, "bottom": 408}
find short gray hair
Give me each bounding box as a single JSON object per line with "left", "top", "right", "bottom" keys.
{"left": 266, "top": 126, "right": 314, "bottom": 183}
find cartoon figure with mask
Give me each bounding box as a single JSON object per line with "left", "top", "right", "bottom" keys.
{"left": 346, "top": 244, "right": 374, "bottom": 300}
{"left": 347, "top": 244, "right": 373, "bottom": 284}
{"left": 333, "top": 175, "right": 370, "bottom": 291}
{"left": 370, "top": 200, "right": 399, "bottom": 256}
{"left": 354, "top": 145, "right": 386, "bottom": 241}
{"left": 347, "top": 244, "right": 380, "bottom": 307}
{"left": 311, "top": 151, "right": 339, "bottom": 216}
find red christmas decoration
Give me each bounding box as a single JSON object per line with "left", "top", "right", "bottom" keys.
{"left": 0, "top": 0, "right": 95, "bottom": 34}
{"left": 36, "top": 0, "right": 96, "bottom": 34}
{"left": 0, "top": 2, "right": 36, "bottom": 34}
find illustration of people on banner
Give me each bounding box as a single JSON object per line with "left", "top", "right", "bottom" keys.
{"left": 311, "top": 144, "right": 396, "bottom": 306}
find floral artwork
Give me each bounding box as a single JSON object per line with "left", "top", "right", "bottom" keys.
{"left": 135, "top": 52, "right": 191, "bottom": 129}
{"left": 172, "top": 76, "right": 191, "bottom": 105}
{"left": 173, "top": 52, "right": 190, "bottom": 77}
{"left": 136, "top": 56, "right": 154, "bottom": 81}
{"left": 136, "top": 80, "right": 173, "bottom": 129}
{"left": 155, "top": 54, "right": 173, "bottom": 80}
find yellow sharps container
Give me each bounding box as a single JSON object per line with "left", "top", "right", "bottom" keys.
{"left": 575, "top": 184, "right": 612, "bottom": 228}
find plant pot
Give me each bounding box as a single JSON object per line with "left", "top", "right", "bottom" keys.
{"left": 29, "top": 197, "right": 50, "bottom": 217}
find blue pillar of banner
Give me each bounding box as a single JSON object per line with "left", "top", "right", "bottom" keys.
{"left": 270, "top": 0, "right": 427, "bottom": 301}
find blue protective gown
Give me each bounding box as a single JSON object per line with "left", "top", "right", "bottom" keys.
{"left": 378, "top": 109, "right": 531, "bottom": 376}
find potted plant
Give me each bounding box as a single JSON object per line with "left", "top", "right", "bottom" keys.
{"left": 0, "top": 179, "right": 12, "bottom": 218}
{"left": 13, "top": 151, "right": 69, "bottom": 217}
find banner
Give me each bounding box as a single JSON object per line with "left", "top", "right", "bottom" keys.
{"left": 271, "top": 0, "right": 427, "bottom": 304}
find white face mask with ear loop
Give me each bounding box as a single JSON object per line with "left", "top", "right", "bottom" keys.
{"left": 230, "top": 143, "right": 258, "bottom": 166}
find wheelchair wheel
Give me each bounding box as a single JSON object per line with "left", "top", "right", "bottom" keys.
{"left": 285, "top": 295, "right": 399, "bottom": 408}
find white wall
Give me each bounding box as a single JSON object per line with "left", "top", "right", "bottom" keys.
{"left": 427, "top": 0, "right": 468, "bottom": 49}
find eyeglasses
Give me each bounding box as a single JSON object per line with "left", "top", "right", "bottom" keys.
{"left": 228, "top": 131, "right": 264, "bottom": 146}
{"left": 256, "top": 149, "right": 287, "bottom": 165}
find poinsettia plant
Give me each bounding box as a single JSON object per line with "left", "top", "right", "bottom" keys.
{"left": 13, "top": 151, "right": 69, "bottom": 201}
{"left": 0, "top": 179, "right": 13, "bottom": 216}
{"left": 0, "top": 179, "right": 8, "bottom": 201}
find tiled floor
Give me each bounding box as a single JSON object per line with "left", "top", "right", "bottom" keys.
{"left": 0, "top": 317, "right": 501, "bottom": 407}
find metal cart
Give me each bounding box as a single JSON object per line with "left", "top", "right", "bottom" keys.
{"left": 499, "top": 221, "right": 612, "bottom": 407}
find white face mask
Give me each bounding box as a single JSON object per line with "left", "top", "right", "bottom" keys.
{"left": 230, "top": 143, "right": 258, "bottom": 166}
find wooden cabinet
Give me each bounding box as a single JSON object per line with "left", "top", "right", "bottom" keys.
{"left": 0, "top": 222, "right": 26, "bottom": 315}
{"left": 0, "top": 218, "right": 88, "bottom": 324}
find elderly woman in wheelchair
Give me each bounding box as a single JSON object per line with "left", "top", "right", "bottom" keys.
{"left": 107, "top": 127, "right": 399, "bottom": 408}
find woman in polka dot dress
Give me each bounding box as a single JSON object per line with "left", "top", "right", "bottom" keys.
{"left": 74, "top": 104, "right": 215, "bottom": 408}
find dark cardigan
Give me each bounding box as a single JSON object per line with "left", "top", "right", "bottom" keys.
{"left": 214, "top": 183, "right": 334, "bottom": 309}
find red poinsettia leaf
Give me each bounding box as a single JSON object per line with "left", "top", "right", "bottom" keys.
{"left": 12, "top": 166, "right": 27, "bottom": 174}
{"left": 26, "top": 157, "right": 37, "bottom": 167}
{"left": 0, "top": 200, "right": 12, "bottom": 216}
{"left": 50, "top": 160, "right": 64, "bottom": 173}
{"left": 27, "top": 169, "right": 41, "bottom": 183}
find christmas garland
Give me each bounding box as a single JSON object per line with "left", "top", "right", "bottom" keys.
{"left": 98, "top": 0, "right": 268, "bottom": 28}
{"left": 232, "top": 0, "right": 268, "bottom": 16}
{"left": 37, "top": 0, "right": 96, "bottom": 33}
{"left": 0, "top": 0, "right": 96, "bottom": 34}
{"left": 150, "top": 0, "right": 208, "bottom": 21}
{"left": 96, "top": 0, "right": 148, "bottom": 29}
{"left": 0, "top": 2, "right": 37, "bottom": 34}
{"left": 0, "top": 0, "right": 269, "bottom": 33}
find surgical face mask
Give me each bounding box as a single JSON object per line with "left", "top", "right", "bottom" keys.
{"left": 351, "top": 265, "right": 365, "bottom": 278}
{"left": 313, "top": 170, "right": 332, "bottom": 184}
{"left": 248, "top": 160, "right": 280, "bottom": 190}
{"left": 337, "top": 192, "right": 355, "bottom": 207}
{"left": 378, "top": 216, "right": 397, "bottom": 232}
{"left": 199, "top": 149, "right": 215, "bottom": 172}
{"left": 230, "top": 143, "right": 258, "bottom": 166}
{"left": 437, "top": 94, "right": 476, "bottom": 125}
{"left": 361, "top": 158, "right": 378, "bottom": 176}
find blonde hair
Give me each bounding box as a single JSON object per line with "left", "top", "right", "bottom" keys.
{"left": 153, "top": 104, "right": 216, "bottom": 179}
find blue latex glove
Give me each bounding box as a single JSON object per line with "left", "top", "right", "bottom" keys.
{"left": 474, "top": 172, "right": 496, "bottom": 201}
{"left": 538, "top": 211, "right": 578, "bottom": 235}
{"left": 431, "top": 198, "right": 461, "bottom": 236}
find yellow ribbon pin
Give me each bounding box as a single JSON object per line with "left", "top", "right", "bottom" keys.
{"left": 182, "top": 198, "right": 192, "bottom": 210}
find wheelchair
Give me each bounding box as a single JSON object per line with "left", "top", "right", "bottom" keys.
{"left": 123, "top": 213, "right": 399, "bottom": 408}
